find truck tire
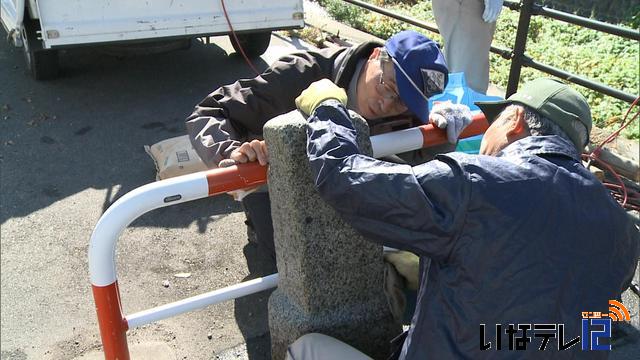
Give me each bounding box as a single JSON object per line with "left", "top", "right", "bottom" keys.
{"left": 21, "top": 21, "right": 59, "bottom": 80}
{"left": 229, "top": 31, "right": 272, "bottom": 58}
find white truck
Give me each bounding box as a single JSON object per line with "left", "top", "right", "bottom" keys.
{"left": 1, "top": 0, "right": 305, "bottom": 79}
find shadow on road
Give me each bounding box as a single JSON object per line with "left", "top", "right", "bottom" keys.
{"left": 234, "top": 241, "right": 278, "bottom": 360}
{"left": 1, "top": 37, "right": 270, "bottom": 229}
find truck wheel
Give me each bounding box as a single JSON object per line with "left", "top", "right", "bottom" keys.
{"left": 21, "top": 23, "right": 59, "bottom": 80}
{"left": 229, "top": 31, "right": 272, "bottom": 58}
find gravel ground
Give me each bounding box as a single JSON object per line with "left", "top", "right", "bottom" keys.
{"left": 1, "top": 30, "right": 305, "bottom": 360}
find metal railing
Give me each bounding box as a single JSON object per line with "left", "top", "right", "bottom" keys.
{"left": 341, "top": 0, "right": 639, "bottom": 103}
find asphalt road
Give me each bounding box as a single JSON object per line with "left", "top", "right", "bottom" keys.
{"left": 0, "top": 32, "right": 310, "bottom": 359}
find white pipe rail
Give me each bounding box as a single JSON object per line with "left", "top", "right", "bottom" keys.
{"left": 90, "top": 173, "right": 210, "bottom": 286}
{"left": 126, "top": 274, "right": 279, "bottom": 328}
{"left": 90, "top": 162, "right": 268, "bottom": 359}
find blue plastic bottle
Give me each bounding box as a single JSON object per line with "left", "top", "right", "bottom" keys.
{"left": 428, "top": 73, "right": 503, "bottom": 154}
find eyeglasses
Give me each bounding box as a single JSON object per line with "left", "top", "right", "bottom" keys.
{"left": 378, "top": 60, "right": 400, "bottom": 100}
{"left": 378, "top": 58, "right": 408, "bottom": 112}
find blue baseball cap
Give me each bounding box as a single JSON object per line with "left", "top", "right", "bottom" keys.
{"left": 385, "top": 30, "right": 448, "bottom": 123}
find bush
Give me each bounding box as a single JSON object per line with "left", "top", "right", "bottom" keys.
{"left": 317, "top": 0, "right": 639, "bottom": 140}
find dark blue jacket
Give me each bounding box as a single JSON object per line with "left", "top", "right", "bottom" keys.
{"left": 306, "top": 101, "right": 639, "bottom": 359}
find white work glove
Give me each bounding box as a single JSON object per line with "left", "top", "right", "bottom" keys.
{"left": 218, "top": 158, "right": 261, "bottom": 201}
{"left": 429, "top": 101, "right": 473, "bottom": 144}
{"left": 483, "top": 0, "right": 504, "bottom": 23}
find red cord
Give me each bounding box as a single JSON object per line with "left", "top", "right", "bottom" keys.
{"left": 582, "top": 153, "right": 632, "bottom": 207}
{"left": 583, "top": 96, "right": 640, "bottom": 211}
{"left": 593, "top": 97, "right": 640, "bottom": 155}
{"left": 220, "top": 0, "right": 262, "bottom": 76}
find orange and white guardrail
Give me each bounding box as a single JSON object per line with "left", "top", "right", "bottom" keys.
{"left": 89, "top": 113, "right": 488, "bottom": 359}
{"left": 371, "top": 112, "right": 488, "bottom": 157}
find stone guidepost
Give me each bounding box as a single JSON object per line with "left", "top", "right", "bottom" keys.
{"left": 264, "top": 110, "right": 401, "bottom": 360}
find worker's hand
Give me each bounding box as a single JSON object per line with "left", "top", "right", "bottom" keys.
{"left": 429, "top": 101, "right": 473, "bottom": 144}
{"left": 295, "top": 79, "right": 347, "bottom": 117}
{"left": 218, "top": 158, "right": 237, "bottom": 168}
{"left": 483, "top": 0, "right": 504, "bottom": 23}
{"left": 230, "top": 139, "right": 269, "bottom": 166}
{"left": 384, "top": 251, "right": 420, "bottom": 291}
{"left": 218, "top": 155, "right": 261, "bottom": 201}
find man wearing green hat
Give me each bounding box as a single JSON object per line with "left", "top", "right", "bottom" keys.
{"left": 286, "top": 78, "right": 639, "bottom": 359}
{"left": 476, "top": 77, "right": 593, "bottom": 152}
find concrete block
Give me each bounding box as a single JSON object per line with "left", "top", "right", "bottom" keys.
{"left": 264, "top": 110, "right": 401, "bottom": 360}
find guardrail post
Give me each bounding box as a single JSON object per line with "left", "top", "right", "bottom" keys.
{"left": 506, "top": 0, "right": 535, "bottom": 97}
{"left": 264, "top": 110, "right": 401, "bottom": 359}
{"left": 89, "top": 168, "right": 265, "bottom": 359}
{"left": 92, "top": 282, "right": 130, "bottom": 359}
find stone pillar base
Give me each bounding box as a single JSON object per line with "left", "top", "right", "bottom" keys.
{"left": 269, "top": 289, "right": 400, "bottom": 359}
{"left": 264, "top": 110, "right": 401, "bottom": 360}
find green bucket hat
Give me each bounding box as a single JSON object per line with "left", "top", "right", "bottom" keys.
{"left": 475, "top": 78, "right": 592, "bottom": 150}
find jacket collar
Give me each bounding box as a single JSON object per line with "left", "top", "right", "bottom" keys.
{"left": 334, "top": 41, "right": 383, "bottom": 89}
{"left": 498, "top": 135, "right": 581, "bottom": 161}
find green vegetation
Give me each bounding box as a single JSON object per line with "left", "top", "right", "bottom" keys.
{"left": 539, "top": 0, "right": 640, "bottom": 26}
{"left": 316, "top": 0, "right": 639, "bottom": 140}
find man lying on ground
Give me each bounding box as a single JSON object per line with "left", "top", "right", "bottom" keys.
{"left": 186, "top": 31, "right": 470, "bottom": 258}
